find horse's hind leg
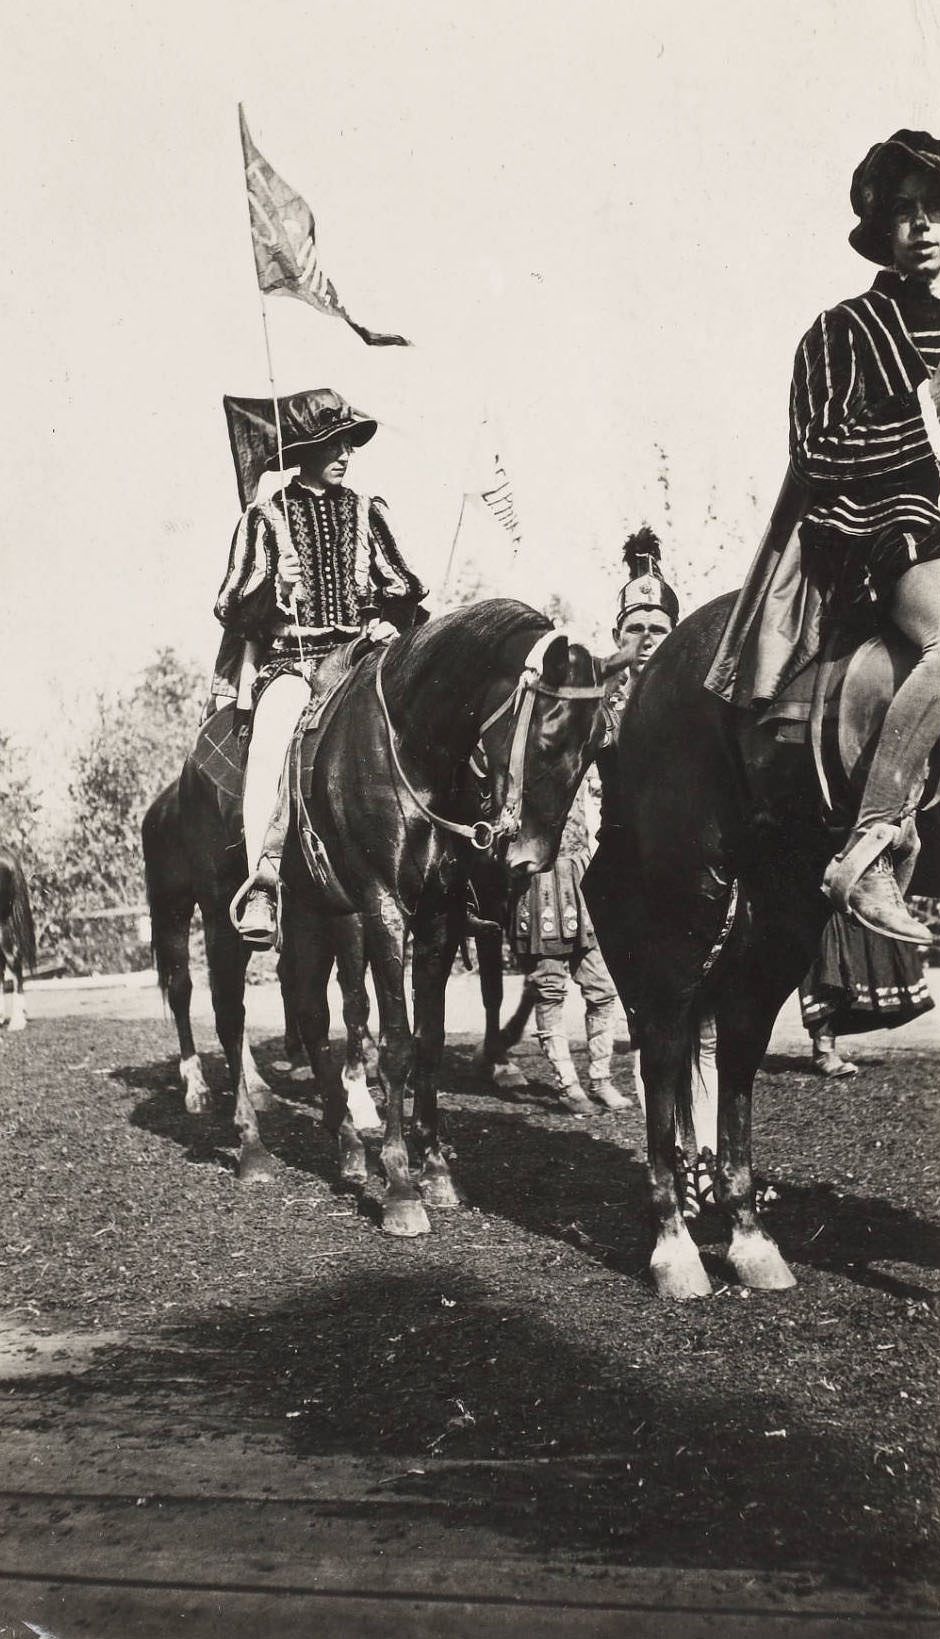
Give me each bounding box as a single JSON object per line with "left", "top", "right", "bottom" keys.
{"left": 410, "top": 903, "right": 462, "bottom": 1209}
{"left": 472, "top": 924, "right": 530, "bottom": 1092}
{"left": 7, "top": 955, "right": 26, "bottom": 1033}
{"left": 203, "top": 907, "right": 275, "bottom": 1184}
{"left": 273, "top": 938, "right": 312, "bottom": 1080}
{"left": 153, "top": 900, "right": 211, "bottom": 1113}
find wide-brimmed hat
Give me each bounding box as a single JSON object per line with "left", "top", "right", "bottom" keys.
{"left": 223, "top": 388, "right": 377, "bottom": 506}
{"left": 615, "top": 528, "right": 679, "bottom": 629}
{"left": 849, "top": 129, "right": 940, "bottom": 265}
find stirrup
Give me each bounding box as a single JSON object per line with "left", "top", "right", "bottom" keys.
{"left": 821, "top": 821, "right": 901, "bottom": 913}
{"left": 229, "top": 869, "right": 283, "bottom": 950}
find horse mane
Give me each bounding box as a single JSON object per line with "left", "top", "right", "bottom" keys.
{"left": 383, "top": 599, "right": 551, "bottom": 712}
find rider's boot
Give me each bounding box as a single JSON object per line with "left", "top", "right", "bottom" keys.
{"left": 231, "top": 776, "right": 291, "bottom": 950}
{"left": 823, "top": 822, "right": 930, "bottom": 945}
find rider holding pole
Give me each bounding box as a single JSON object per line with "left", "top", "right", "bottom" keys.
{"left": 213, "top": 388, "right": 427, "bottom": 947}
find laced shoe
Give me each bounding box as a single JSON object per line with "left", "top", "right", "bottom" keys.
{"left": 846, "top": 853, "right": 932, "bottom": 945}
{"left": 589, "top": 1078, "right": 630, "bottom": 1110}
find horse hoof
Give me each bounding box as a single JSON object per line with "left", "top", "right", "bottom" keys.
{"left": 492, "top": 1060, "right": 529, "bottom": 1091}
{"left": 184, "top": 1089, "right": 212, "bottom": 1116}
{"left": 382, "top": 1197, "right": 431, "bottom": 1237}
{"left": 288, "top": 1063, "right": 315, "bottom": 1083}
{"left": 7, "top": 1016, "right": 26, "bottom": 1034}
{"left": 651, "top": 1224, "right": 713, "bottom": 1299}
{"left": 419, "top": 1172, "right": 462, "bottom": 1209}
{"left": 727, "top": 1230, "right": 797, "bottom": 1290}
{"left": 238, "top": 1142, "right": 276, "bottom": 1185}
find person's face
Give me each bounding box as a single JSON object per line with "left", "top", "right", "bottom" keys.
{"left": 297, "top": 434, "right": 356, "bottom": 488}
{"left": 889, "top": 168, "right": 940, "bottom": 280}
{"left": 612, "top": 609, "right": 673, "bottom": 678}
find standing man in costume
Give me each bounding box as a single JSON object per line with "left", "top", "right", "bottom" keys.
{"left": 707, "top": 131, "right": 940, "bottom": 946}
{"left": 214, "top": 388, "right": 427, "bottom": 947}
{"left": 502, "top": 530, "right": 679, "bottom": 1115}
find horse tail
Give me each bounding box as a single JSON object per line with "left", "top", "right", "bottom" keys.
{"left": 6, "top": 859, "right": 36, "bottom": 972}
{"left": 142, "top": 783, "right": 191, "bottom": 1001}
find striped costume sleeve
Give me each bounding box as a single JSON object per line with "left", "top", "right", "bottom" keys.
{"left": 213, "top": 503, "right": 279, "bottom": 637}
{"left": 366, "top": 498, "right": 428, "bottom": 606}
{"left": 790, "top": 304, "right": 938, "bottom": 488}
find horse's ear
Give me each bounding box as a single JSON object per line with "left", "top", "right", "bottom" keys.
{"left": 540, "top": 632, "right": 570, "bottom": 688}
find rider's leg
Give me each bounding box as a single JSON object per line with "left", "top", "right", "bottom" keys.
{"left": 827, "top": 559, "right": 940, "bottom": 942}
{"left": 235, "top": 673, "right": 309, "bottom": 944}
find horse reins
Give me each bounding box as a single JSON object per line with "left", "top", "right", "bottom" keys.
{"left": 374, "top": 635, "right": 606, "bottom": 853}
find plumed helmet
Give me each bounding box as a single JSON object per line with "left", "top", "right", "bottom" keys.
{"left": 849, "top": 129, "right": 940, "bottom": 265}
{"left": 615, "top": 527, "right": 679, "bottom": 628}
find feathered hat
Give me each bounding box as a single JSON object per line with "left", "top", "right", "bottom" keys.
{"left": 849, "top": 129, "right": 940, "bottom": 265}
{"left": 615, "top": 527, "right": 679, "bottom": 628}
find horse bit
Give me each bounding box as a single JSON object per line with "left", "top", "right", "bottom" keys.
{"left": 373, "top": 632, "right": 607, "bottom": 855}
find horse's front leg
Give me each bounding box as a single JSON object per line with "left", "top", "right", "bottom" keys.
{"left": 365, "top": 892, "right": 429, "bottom": 1237}
{"left": 204, "top": 909, "right": 275, "bottom": 1184}
{"left": 410, "top": 903, "right": 462, "bottom": 1209}
{"left": 285, "top": 899, "right": 367, "bottom": 1184}
{"left": 640, "top": 1002, "right": 713, "bottom": 1300}
{"left": 713, "top": 965, "right": 796, "bottom": 1291}
{"left": 334, "top": 914, "right": 381, "bottom": 1130}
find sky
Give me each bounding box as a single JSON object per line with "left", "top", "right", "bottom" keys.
{"left": 2, "top": 0, "right": 940, "bottom": 789}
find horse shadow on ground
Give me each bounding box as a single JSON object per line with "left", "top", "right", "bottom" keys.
{"left": 113, "top": 1035, "right": 940, "bottom": 1305}
{"left": 17, "top": 1264, "right": 935, "bottom": 1585}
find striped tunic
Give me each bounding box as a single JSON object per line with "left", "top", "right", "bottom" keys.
{"left": 792, "top": 268, "right": 940, "bottom": 606}
{"left": 214, "top": 481, "right": 426, "bottom": 642}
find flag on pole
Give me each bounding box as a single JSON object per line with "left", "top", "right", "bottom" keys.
{"left": 478, "top": 415, "right": 522, "bottom": 549}
{"left": 238, "top": 105, "right": 410, "bottom": 347}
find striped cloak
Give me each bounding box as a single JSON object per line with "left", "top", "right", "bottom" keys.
{"left": 706, "top": 269, "right": 940, "bottom": 706}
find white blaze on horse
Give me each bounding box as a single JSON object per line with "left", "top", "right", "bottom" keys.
{"left": 0, "top": 853, "right": 36, "bottom": 1033}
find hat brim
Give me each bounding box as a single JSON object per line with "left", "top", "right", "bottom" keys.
{"left": 271, "top": 418, "right": 378, "bottom": 465}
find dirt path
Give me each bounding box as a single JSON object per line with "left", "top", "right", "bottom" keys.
{"left": 0, "top": 988, "right": 937, "bottom": 1636}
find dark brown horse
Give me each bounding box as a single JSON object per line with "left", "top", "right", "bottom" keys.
{"left": 0, "top": 852, "right": 36, "bottom": 1033}
{"left": 142, "top": 773, "right": 379, "bottom": 1129}
{"left": 582, "top": 591, "right": 936, "bottom": 1298}
{"left": 270, "top": 599, "right": 608, "bottom": 1233}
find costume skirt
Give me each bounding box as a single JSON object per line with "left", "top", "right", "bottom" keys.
{"left": 799, "top": 911, "right": 933, "bottom": 1037}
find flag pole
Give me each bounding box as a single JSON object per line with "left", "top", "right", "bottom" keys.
{"left": 440, "top": 493, "right": 467, "bottom": 600}
{"left": 239, "top": 103, "right": 305, "bottom": 667}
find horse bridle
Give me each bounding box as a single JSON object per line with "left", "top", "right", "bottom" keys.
{"left": 374, "top": 633, "right": 607, "bottom": 853}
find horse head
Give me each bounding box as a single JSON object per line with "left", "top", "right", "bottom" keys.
{"left": 478, "top": 627, "right": 607, "bottom": 881}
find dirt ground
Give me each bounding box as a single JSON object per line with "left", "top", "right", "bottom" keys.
{"left": 0, "top": 970, "right": 937, "bottom": 1636}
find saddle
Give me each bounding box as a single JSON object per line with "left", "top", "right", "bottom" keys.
{"left": 755, "top": 628, "right": 939, "bottom": 817}
{"left": 288, "top": 636, "right": 377, "bottom": 913}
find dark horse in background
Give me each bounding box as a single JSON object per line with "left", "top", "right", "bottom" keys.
{"left": 584, "top": 589, "right": 940, "bottom": 1299}
{"left": 0, "top": 853, "right": 36, "bottom": 1033}
{"left": 245, "top": 599, "right": 606, "bottom": 1235}
{"left": 142, "top": 771, "right": 380, "bottom": 1130}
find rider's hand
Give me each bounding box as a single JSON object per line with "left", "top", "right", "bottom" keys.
{"left": 365, "top": 618, "right": 399, "bottom": 645}
{"left": 929, "top": 363, "right": 940, "bottom": 412}
{"left": 277, "top": 550, "right": 302, "bottom": 588}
